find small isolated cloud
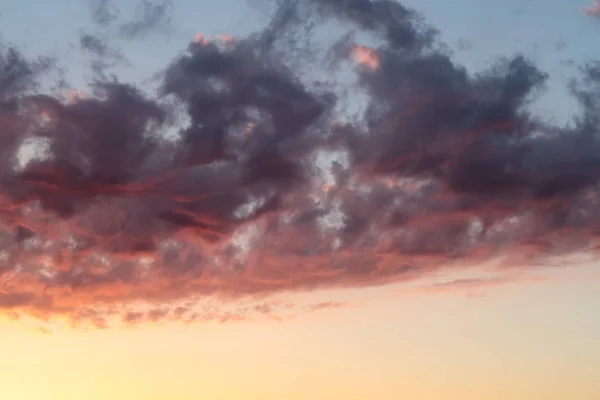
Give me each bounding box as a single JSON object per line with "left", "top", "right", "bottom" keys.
{"left": 585, "top": 0, "right": 600, "bottom": 17}
{"left": 303, "top": 301, "right": 349, "bottom": 313}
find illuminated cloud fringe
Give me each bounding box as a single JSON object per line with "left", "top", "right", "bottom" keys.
{"left": 585, "top": 0, "right": 600, "bottom": 17}
{"left": 0, "top": 0, "right": 599, "bottom": 327}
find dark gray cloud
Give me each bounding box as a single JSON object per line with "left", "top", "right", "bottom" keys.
{"left": 0, "top": 0, "right": 598, "bottom": 327}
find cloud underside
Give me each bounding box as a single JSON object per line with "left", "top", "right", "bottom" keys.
{"left": 0, "top": 0, "right": 599, "bottom": 327}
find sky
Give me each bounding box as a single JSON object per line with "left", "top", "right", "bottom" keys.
{"left": 1, "top": 0, "right": 600, "bottom": 399}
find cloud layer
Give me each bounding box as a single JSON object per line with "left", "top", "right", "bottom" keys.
{"left": 0, "top": 0, "right": 599, "bottom": 327}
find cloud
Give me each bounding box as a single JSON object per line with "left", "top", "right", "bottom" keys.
{"left": 585, "top": 0, "right": 600, "bottom": 17}
{"left": 79, "top": 33, "right": 127, "bottom": 79}
{"left": 29, "top": 299, "right": 348, "bottom": 331}
{"left": 412, "top": 275, "right": 546, "bottom": 297}
{"left": 0, "top": 0, "right": 599, "bottom": 327}
{"left": 118, "top": 0, "right": 174, "bottom": 38}
{"left": 89, "top": 0, "right": 119, "bottom": 26}
{"left": 88, "top": 0, "right": 173, "bottom": 38}
{"left": 303, "top": 301, "right": 348, "bottom": 312}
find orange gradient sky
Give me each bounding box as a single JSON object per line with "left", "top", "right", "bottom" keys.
{"left": 2, "top": 263, "right": 599, "bottom": 400}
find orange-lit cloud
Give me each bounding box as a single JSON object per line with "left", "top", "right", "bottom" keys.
{"left": 215, "top": 34, "right": 237, "bottom": 45}
{"left": 194, "top": 33, "right": 237, "bottom": 47}
{"left": 585, "top": 0, "right": 600, "bottom": 16}
{"left": 349, "top": 44, "right": 380, "bottom": 70}
{"left": 67, "top": 89, "right": 88, "bottom": 103}
{"left": 194, "top": 33, "right": 210, "bottom": 46}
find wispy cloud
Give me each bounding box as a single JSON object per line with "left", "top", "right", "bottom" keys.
{"left": 88, "top": 0, "right": 174, "bottom": 37}
{"left": 413, "top": 275, "right": 547, "bottom": 297}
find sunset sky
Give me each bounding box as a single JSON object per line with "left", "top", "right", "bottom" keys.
{"left": 1, "top": 0, "right": 600, "bottom": 399}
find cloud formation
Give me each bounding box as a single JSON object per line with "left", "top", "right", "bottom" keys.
{"left": 88, "top": 0, "right": 174, "bottom": 38}
{"left": 0, "top": 0, "right": 599, "bottom": 327}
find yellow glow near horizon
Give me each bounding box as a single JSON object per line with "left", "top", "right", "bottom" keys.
{"left": 1, "top": 267, "right": 599, "bottom": 400}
